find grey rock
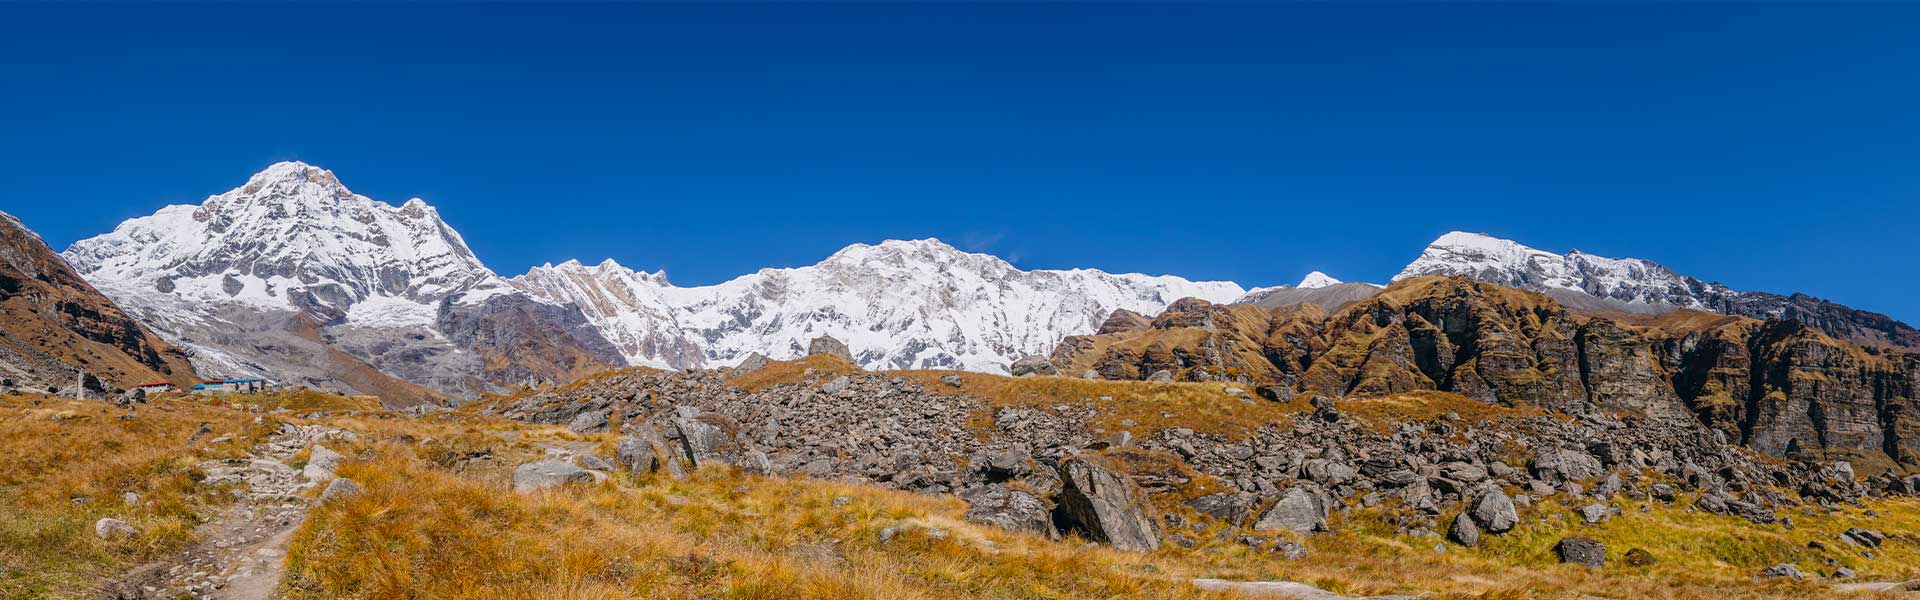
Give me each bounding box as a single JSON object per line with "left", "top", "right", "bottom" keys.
{"left": 1009, "top": 356, "right": 1058, "bottom": 377}
{"left": 1530, "top": 448, "right": 1604, "bottom": 483}
{"left": 94, "top": 518, "right": 137, "bottom": 540}
{"left": 567, "top": 410, "right": 610, "bottom": 433}
{"left": 513, "top": 460, "right": 593, "bottom": 493}
{"left": 1146, "top": 370, "right": 1174, "bottom": 383}
{"left": 1842, "top": 528, "right": 1886, "bottom": 548}
{"left": 1469, "top": 489, "right": 1519, "bottom": 534}
{"left": 319, "top": 477, "right": 363, "bottom": 503}
{"left": 807, "top": 336, "right": 853, "bottom": 362}
{"left": 1554, "top": 536, "right": 1606, "bottom": 569}
{"left": 940, "top": 374, "right": 963, "bottom": 387}
{"left": 1578, "top": 503, "right": 1614, "bottom": 524}
{"left": 303, "top": 445, "right": 345, "bottom": 481}
{"left": 1761, "top": 563, "right": 1804, "bottom": 580}
{"left": 820, "top": 375, "right": 852, "bottom": 395}
{"left": 1255, "top": 385, "right": 1295, "bottom": 403}
{"left": 1055, "top": 456, "right": 1161, "bottom": 551}
{"left": 1448, "top": 512, "right": 1481, "bottom": 547}
{"left": 1438, "top": 461, "right": 1487, "bottom": 483}
{"left": 962, "top": 485, "right": 1058, "bottom": 539}
{"left": 577, "top": 454, "right": 615, "bottom": 471}
{"left": 1189, "top": 492, "right": 1254, "bottom": 526}
{"left": 734, "top": 352, "right": 771, "bottom": 373}
{"left": 1254, "top": 485, "right": 1331, "bottom": 535}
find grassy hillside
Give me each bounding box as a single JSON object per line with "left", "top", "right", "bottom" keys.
{"left": 3, "top": 374, "right": 1918, "bottom": 599}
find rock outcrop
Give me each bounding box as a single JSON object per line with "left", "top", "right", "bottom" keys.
{"left": 1061, "top": 276, "right": 1920, "bottom": 471}
{"left": 1055, "top": 455, "right": 1161, "bottom": 551}
{"left": 0, "top": 211, "right": 198, "bottom": 392}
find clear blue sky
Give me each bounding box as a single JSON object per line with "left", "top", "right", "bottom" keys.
{"left": 2, "top": 3, "right": 1915, "bottom": 321}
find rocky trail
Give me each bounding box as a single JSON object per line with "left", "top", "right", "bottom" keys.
{"left": 105, "top": 423, "right": 353, "bottom": 600}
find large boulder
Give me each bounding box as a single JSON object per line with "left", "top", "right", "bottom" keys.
{"left": 1555, "top": 536, "right": 1606, "bottom": 569}
{"left": 1448, "top": 512, "right": 1481, "bottom": 547}
{"left": 671, "top": 412, "right": 745, "bottom": 468}
{"left": 1469, "top": 489, "right": 1519, "bottom": 534}
{"left": 513, "top": 460, "right": 594, "bottom": 493}
{"left": 962, "top": 485, "right": 1058, "bottom": 539}
{"left": 1253, "top": 485, "right": 1331, "bottom": 534}
{"left": 615, "top": 431, "right": 685, "bottom": 479}
{"left": 1009, "top": 356, "right": 1058, "bottom": 377}
{"left": 1054, "top": 455, "right": 1161, "bottom": 551}
{"left": 808, "top": 336, "right": 853, "bottom": 362}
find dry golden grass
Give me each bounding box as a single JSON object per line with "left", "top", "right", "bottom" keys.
{"left": 0, "top": 393, "right": 272, "bottom": 598}
{"left": 277, "top": 414, "right": 1920, "bottom": 600}
{"left": 9, "top": 376, "right": 1920, "bottom": 600}
{"left": 282, "top": 431, "right": 1249, "bottom": 600}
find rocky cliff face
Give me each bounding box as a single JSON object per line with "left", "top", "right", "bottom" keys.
{"left": 0, "top": 211, "right": 197, "bottom": 391}
{"left": 1395, "top": 232, "right": 1917, "bottom": 351}
{"left": 1063, "top": 276, "right": 1920, "bottom": 471}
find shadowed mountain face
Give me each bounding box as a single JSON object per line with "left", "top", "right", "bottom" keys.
{"left": 1057, "top": 276, "right": 1920, "bottom": 472}
{"left": 0, "top": 211, "right": 197, "bottom": 392}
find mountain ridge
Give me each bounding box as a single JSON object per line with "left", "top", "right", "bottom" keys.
{"left": 1396, "top": 231, "right": 1918, "bottom": 350}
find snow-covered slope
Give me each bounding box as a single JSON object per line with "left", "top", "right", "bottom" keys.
{"left": 63, "top": 162, "right": 617, "bottom": 403}
{"left": 511, "top": 239, "right": 1246, "bottom": 372}
{"left": 1392, "top": 232, "right": 1735, "bottom": 311}
{"left": 65, "top": 161, "right": 511, "bottom": 329}
{"left": 1296, "top": 271, "right": 1342, "bottom": 289}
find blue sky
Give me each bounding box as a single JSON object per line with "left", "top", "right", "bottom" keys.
{"left": 2, "top": 4, "right": 1915, "bottom": 321}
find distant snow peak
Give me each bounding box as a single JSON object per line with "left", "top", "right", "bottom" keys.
{"left": 1395, "top": 231, "right": 1728, "bottom": 310}
{"left": 1296, "top": 271, "right": 1341, "bottom": 289}
{"left": 511, "top": 238, "right": 1246, "bottom": 372}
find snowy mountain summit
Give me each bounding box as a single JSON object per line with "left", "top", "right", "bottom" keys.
{"left": 512, "top": 238, "right": 1247, "bottom": 372}
{"left": 1392, "top": 231, "right": 1917, "bottom": 349}
{"left": 63, "top": 162, "right": 1249, "bottom": 398}
{"left": 64, "top": 162, "right": 616, "bottom": 402}
{"left": 1392, "top": 231, "right": 1731, "bottom": 311}
{"left": 65, "top": 161, "right": 512, "bottom": 328}
{"left": 1296, "top": 271, "right": 1341, "bottom": 289}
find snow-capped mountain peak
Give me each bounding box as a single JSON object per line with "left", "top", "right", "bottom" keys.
{"left": 65, "top": 161, "right": 508, "bottom": 328}
{"left": 510, "top": 238, "right": 1246, "bottom": 371}
{"left": 1296, "top": 271, "right": 1341, "bottom": 289}
{"left": 1393, "top": 231, "right": 1727, "bottom": 310}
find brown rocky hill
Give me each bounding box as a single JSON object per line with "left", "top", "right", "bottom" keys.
{"left": 1055, "top": 275, "right": 1919, "bottom": 473}
{"left": 0, "top": 211, "right": 197, "bottom": 392}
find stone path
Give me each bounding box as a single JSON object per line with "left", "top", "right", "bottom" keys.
{"left": 106, "top": 423, "right": 351, "bottom": 600}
